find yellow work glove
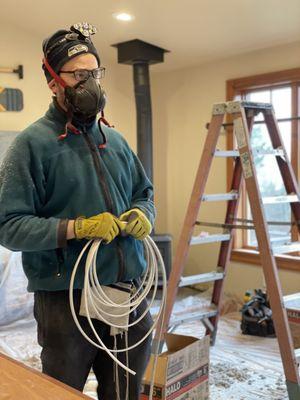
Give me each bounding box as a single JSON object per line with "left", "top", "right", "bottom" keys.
{"left": 74, "top": 212, "right": 120, "bottom": 243}
{"left": 119, "top": 208, "right": 152, "bottom": 240}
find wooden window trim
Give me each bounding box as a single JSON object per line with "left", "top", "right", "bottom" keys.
{"left": 231, "top": 249, "right": 300, "bottom": 272}
{"left": 226, "top": 67, "right": 300, "bottom": 272}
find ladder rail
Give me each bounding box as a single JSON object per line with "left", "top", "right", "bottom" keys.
{"left": 209, "top": 114, "right": 255, "bottom": 343}
{"left": 238, "top": 106, "right": 300, "bottom": 385}
{"left": 154, "top": 109, "right": 226, "bottom": 341}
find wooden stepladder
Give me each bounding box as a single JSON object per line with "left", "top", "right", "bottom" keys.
{"left": 154, "top": 101, "right": 300, "bottom": 399}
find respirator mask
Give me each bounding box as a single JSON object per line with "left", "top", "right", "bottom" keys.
{"left": 64, "top": 76, "right": 106, "bottom": 122}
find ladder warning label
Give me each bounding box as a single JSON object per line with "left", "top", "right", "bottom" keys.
{"left": 240, "top": 152, "right": 253, "bottom": 179}
{"left": 234, "top": 117, "right": 247, "bottom": 148}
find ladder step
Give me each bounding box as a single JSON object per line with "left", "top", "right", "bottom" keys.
{"left": 202, "top": 193, "right": 239, "bottom": 202}
{"left": 295, "top": 349, "right": 300, "bottom": 364}
{"left": 214, "top": 150, "right": 239, "bottom": 157}
{"left": 169, "top": 307, "right": 218, "bottom": 327}
{"left": 262, "top": 195, "right": 299, "bottom": 205}
{"left": 214, "top": 148, "right": 285, "bottom": 158}
{"left": 240, "top": 101, "right": 273, "bottom": 110}
{"left": 272, "top": 242, "right": 300, "bottom": 255}
{"left": 226, "top": 101, "right": 273, "bottom": 113}
{"left": 179, "top": 271, "right": 224, "bottom": 287}
{"left": 191, "top": 233, "right": 231, "bottom": 245}
{"left": 254, "top": 148, "right": 285, "bottom": 157}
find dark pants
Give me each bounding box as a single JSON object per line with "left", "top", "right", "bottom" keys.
{"left": 33, "top": 290, "right": 152, "bottom": 399}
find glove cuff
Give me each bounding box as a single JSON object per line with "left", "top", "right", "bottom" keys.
{"left": 74, "top": 216, "right": 86, "bottom": 239}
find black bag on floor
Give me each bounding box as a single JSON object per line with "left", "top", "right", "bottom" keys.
{"left": 240, "top": 289, "right": 276, "bottom": 337}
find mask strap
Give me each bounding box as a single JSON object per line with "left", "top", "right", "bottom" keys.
{"left": 97, "top": 111, "right": 115, "bottom": 149}
{"left": 99, "top": 110, "right": 114, "bottom": 128}
{"left": 43, "top": 57, "right": 67, "bottom": 88}
{"left": 43, "top": 60, "right": 77, "bottom": 141}
{"left": 58, "top": 108, "right": 81, "bottom": 141}
{"left": 97, "top": 117, "right": 107, "bottom": 149}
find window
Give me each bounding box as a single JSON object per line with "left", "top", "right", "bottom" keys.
{"left": 226, "top": 68, "right": 300, "bottom": 271}
{"left": 246, "top": 87, "right": 292, "bottom": 246}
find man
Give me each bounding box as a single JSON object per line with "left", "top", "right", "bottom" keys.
{"left": 0, "top": 22, "right": 155, "bottom": 399}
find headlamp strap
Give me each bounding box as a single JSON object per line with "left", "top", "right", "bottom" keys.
{"left": 43, "top": 57, "right": 67, "bottom": 88}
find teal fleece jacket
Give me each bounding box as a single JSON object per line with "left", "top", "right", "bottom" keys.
{"left": 0, "top": 101, "right": 156, "bottom": 292}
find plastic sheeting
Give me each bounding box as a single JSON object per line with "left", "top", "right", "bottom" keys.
{"left": 0, "top": 246, "right": 34, "bottom": 326}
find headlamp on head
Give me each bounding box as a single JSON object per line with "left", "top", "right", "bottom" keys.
{"left": 70, "top": 22, "right": 97, "bottom": 41}
{"left": 42, "top": 22, "right": 100, "bottom": 84}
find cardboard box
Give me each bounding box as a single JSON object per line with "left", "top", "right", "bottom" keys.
{"left": 141, "top": 333, "right": 209, "bottom": 400}
{"left": 284, "top": 292, "right": 300, "bottom": 349}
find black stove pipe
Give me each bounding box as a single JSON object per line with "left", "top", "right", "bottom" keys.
{"left": 112, "top": 40, "right": 172, "bottom": 278}
{"left": 133, "top": 62, "right": 153, "bottom": 183}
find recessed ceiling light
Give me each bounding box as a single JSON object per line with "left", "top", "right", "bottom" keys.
{"left": 113, "top": 12, "right": 135, "bottom": 22}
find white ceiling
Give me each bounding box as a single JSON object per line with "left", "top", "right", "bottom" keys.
{"left": 2, "top": 0, "right": 300, "bottom": 72}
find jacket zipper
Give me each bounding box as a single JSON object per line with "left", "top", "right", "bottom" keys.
{"left": 82, "top": 127, "right": 125, "bottom": 282}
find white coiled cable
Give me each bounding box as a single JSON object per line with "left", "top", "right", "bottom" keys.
{"left": 69, "top": 235, "right": 167, "bottom": 379}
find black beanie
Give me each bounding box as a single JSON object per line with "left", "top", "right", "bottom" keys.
{"left": 42, "top": 23, "right": 100, "bottom": 83}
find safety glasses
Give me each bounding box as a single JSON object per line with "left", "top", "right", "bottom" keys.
{"left": 59, "top": 67, "right": 105, "bottom": 81}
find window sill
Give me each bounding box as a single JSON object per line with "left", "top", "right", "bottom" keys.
{"left": 231, "top": 248, "right": 300, "bottom": 272}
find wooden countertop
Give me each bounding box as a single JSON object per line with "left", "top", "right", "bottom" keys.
{"left": 0, "top": 352, "right": 91, "bottom": 399}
